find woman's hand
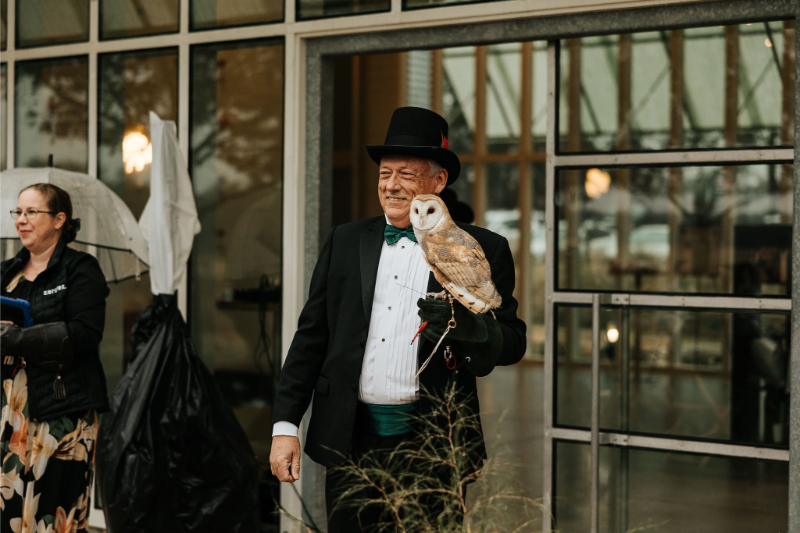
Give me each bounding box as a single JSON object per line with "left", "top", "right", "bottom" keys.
{"left": 0, "top": 320, "right": 16, "bottom": 325}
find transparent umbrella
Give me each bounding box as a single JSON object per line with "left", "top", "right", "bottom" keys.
{"left": 1, "top": 167, "right": 149, "bottom": 283}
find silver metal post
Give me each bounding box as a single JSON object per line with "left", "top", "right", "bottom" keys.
{"left": 788, "top": 7, "right": 800, "bottom": 533}
{"left": 619, "top": 308, "right": 630, "bottom": 533}
{"left": 591, "top": 294, "right": 601, "bottom": 533}
{"left": 542, "top": 39, "right": 558, "bottom": 533}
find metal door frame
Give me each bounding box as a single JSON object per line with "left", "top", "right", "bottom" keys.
{"left": 542, "top": 25, "right": 797, "bottom": 528}
{"left": 302, "top": 1, "right": 800, "bottom": 531}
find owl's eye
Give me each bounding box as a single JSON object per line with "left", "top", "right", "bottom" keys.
{"left": 427, "top": 207, "right": 435, "bottom": 214}
{"left": 414, "top": 208, "right": 419, "bottom": 214}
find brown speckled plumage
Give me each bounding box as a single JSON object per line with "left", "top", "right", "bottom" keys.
{"left": 409, "top": 194, "right": 501, "bottom": 314}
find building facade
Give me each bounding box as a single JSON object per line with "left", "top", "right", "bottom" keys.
{"left": 1, "top": 0, "right": 798, "bottom": 531}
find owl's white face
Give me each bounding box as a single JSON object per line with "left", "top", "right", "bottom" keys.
{"left": 409, "top": 195, "right": 445, "bottom": 232}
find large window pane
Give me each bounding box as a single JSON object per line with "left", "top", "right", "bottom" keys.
{"left": 555, "top": 305, "right": 791, "bottom": 446}
{"left": 15, "top": 56, "right": 88, "bottom": 171}
{"left": 486, "top": 43, "right": 521, "bottom": 154}
{"left": 191, "top": 0, "right": 282, "bottom": 30}
{"left": 190, "top": 41, "right": 283, "bottom": 510}
{"left": 101, "top": 0, "right": 179, "bottom": 40}
{"left": 555, "top": 442, "right": 788, "bottom": 533}
{"left": 442, "top": 47, "right": 475, "bottom": 154}
{"left": 531, "top": 42, "right": 548, "bottom": 152}
{"left": 98, "top": 49, "right": 178, "bottom": 391}
{"left": 484, "top": 162, "right": 519, "bottom": 258}
{"left": 448, "top": 162, "right": 474, "bottom": 220}
{"left": 17, "top": 0, "right": 89, "bottom": 48}
{"left": 529, "top": 162, "right": 546, "bottom": 357}
{"left": 557, "top": 164, "right": 793, "bottom": 295}
{"left": 559, "top": 22, "right": 796, "bottom": 152}
{"left": 298, "top": 0, "right": 387, "bottom": 20}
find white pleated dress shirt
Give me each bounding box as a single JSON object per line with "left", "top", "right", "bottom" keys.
{"left": 272, "top": 221, "right": 430, "bottom": 438}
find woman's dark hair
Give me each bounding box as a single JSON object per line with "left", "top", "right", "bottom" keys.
{"left": 19, "top": 183, "right": 80, "bottom": 243}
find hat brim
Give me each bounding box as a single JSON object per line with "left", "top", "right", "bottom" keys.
{"left": 366, "top": 145, "right": 461, "bottom": 186}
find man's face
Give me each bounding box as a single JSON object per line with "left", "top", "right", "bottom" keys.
{"left": 378, "top": 155, "right": 447, "bottom": 228}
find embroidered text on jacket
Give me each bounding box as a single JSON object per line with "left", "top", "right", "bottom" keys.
{"left": 44, "top": 285, "right": 67, "bottom": 296}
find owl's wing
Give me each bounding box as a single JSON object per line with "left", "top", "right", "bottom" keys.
{"left": 432, "top": 247, "right": 491, "bottom": 288}
{"left": 424, "top": 227, "right": 501, "bottom": 312}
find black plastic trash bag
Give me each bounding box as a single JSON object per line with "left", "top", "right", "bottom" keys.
{"left": 96, "top": 293, "right": 259, "bottom": 533}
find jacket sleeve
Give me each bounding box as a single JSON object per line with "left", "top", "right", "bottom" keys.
{"left": 64, "top": 253, "right": 110, "bottom": 357}
{"left": 488, "top": 236, "right": 527, "bottom": 367}
{"left": 272, "top": 227, "right": 335, "bottom": 427}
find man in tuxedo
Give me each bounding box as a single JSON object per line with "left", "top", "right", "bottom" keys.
{"left": 269, "top": 106, "right": 527, "bottom": 531}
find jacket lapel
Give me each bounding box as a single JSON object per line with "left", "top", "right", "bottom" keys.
{"left": 426, "top": 272, "right": 443, "bottom": 294}
{"left": 360, "top": 217, "right": 387, "bottom": 323}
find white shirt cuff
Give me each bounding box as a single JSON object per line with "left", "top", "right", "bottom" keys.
{"left": 272, "top": 421, "right": 299, "bottom": 438}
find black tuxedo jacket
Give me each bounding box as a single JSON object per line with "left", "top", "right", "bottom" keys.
{"left": 273, "top": 215, "right": 527, "bottom": 468}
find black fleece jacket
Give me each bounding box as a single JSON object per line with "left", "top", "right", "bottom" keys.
{"left": 1, "top": 238, "right": 110, "bottom": 421}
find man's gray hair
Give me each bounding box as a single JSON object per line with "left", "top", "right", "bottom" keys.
{"left": 428, "top": 159, "right": 443, "bottom": 177}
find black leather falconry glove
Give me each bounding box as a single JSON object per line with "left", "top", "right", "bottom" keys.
{"left": 417, "top": 298, "right": 504, "bottom": 377}
{"left": 1, "top": 322, "right": 74, "bottom": 372}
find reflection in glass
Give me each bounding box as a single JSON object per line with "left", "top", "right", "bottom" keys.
{"left": 1, "top": 64, "right": 6, "bottom": 170}
{"left": 486, "top": 43, "right": 521, "bottom": 154}
{"left": 531, "top": 42, "right": 548, "bottom": 152}
{"left": 191, "top": 41, "right": 284, "bottom": 480}
{"left": 557, "top": 165, "right": 793, "bottom": 295}
{"left": 297, "top": 0, "right": 386, "bottom": 20}
{"left": 485, "top": 162, "right": 519, "bottom": 257}
{"left": 555, "top": 442, "right": 788, "bottom": 533}
{"left": 101, "top": 0, "right": 179, "bottom": 39}
{"left": 528, "top": 162, "right": 546, "bottom": 357}
{"left": 559, "top": 22, "right": 796, "bottom": 152}
{"left": 15, "top": 56, "right": 88, "bottom": 172}
{"left": 448, "top": 162, "right": 473, "bottom": 210}
{"left": 98, "top": 49, "right": 178, "bottom": 391}
{"left": 17, "top": 0, "right": 89, "bottom": 48}
{"left": 191, "top": 0, "right": 282, "bottom": 30}
{"left": 555, "top": 305, "right": 791, "bottom": 446}
{"left": 444, "top": 163, "right": 475, "bottom": 225}
{"left": 442, "top": 47, "right": 475, "bottom": 154}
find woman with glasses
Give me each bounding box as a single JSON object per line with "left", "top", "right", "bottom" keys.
{"left": 1, "top": 183, "right": 109, "bottom": 532}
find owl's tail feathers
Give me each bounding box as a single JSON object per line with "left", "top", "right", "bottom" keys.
{"left": 445, "top": 281, "right": 502, "bottom": 314}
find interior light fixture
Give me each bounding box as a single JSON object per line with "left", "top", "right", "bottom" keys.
{"left": 122, "top": 131, "right": 152, "bottom": 174}
{"left": 585, "top": 168, "right": 611, "bottom": 198}
{"left": 607, "top": 324, "right": 619, "bottom": 344}
{"left": 765, "top": 38, "right": 773, "bottom": 47}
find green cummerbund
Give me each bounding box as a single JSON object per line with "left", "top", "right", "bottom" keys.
{"left": 357, "top": 401, "right": 418, "bottom": 436}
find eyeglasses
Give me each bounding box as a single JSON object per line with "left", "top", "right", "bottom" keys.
{"left": 9, "top": 209, "right": 57, "bottom": 221}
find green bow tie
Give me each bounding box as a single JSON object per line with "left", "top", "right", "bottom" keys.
{"left": 384, "top": 224, "right": 418, "bottom": 245}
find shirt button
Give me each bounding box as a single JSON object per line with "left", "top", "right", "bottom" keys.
{"left": 394, "top": 275, "right": 398, "bottom": 279}
{"left": 388, "top": 306, "right": 392, "bottom": 310}
{"left": 401, "top": 246, "right": 405, "bottom": 249}
{"left": 382, "top": 338, "right": 385, "bottom": 342}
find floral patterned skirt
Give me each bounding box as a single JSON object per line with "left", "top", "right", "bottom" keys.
{"left": 1, "top": 367, "right": 97, "bottom": 533}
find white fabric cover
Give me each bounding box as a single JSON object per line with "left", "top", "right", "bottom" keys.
{"left": 139, "top": 112, "right": 201, "bottom": 296}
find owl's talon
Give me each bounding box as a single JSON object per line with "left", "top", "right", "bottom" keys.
{"left": 426, "top": 290, "right": 449, "bottom": 300}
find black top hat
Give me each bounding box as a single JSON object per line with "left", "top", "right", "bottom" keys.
{"left": 366, "top": 107, "right": 461, "bottom": 186}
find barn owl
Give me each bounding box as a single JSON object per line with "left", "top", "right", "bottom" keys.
{"left": 409, "top": 194, "right": 502, "bottom": 314}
